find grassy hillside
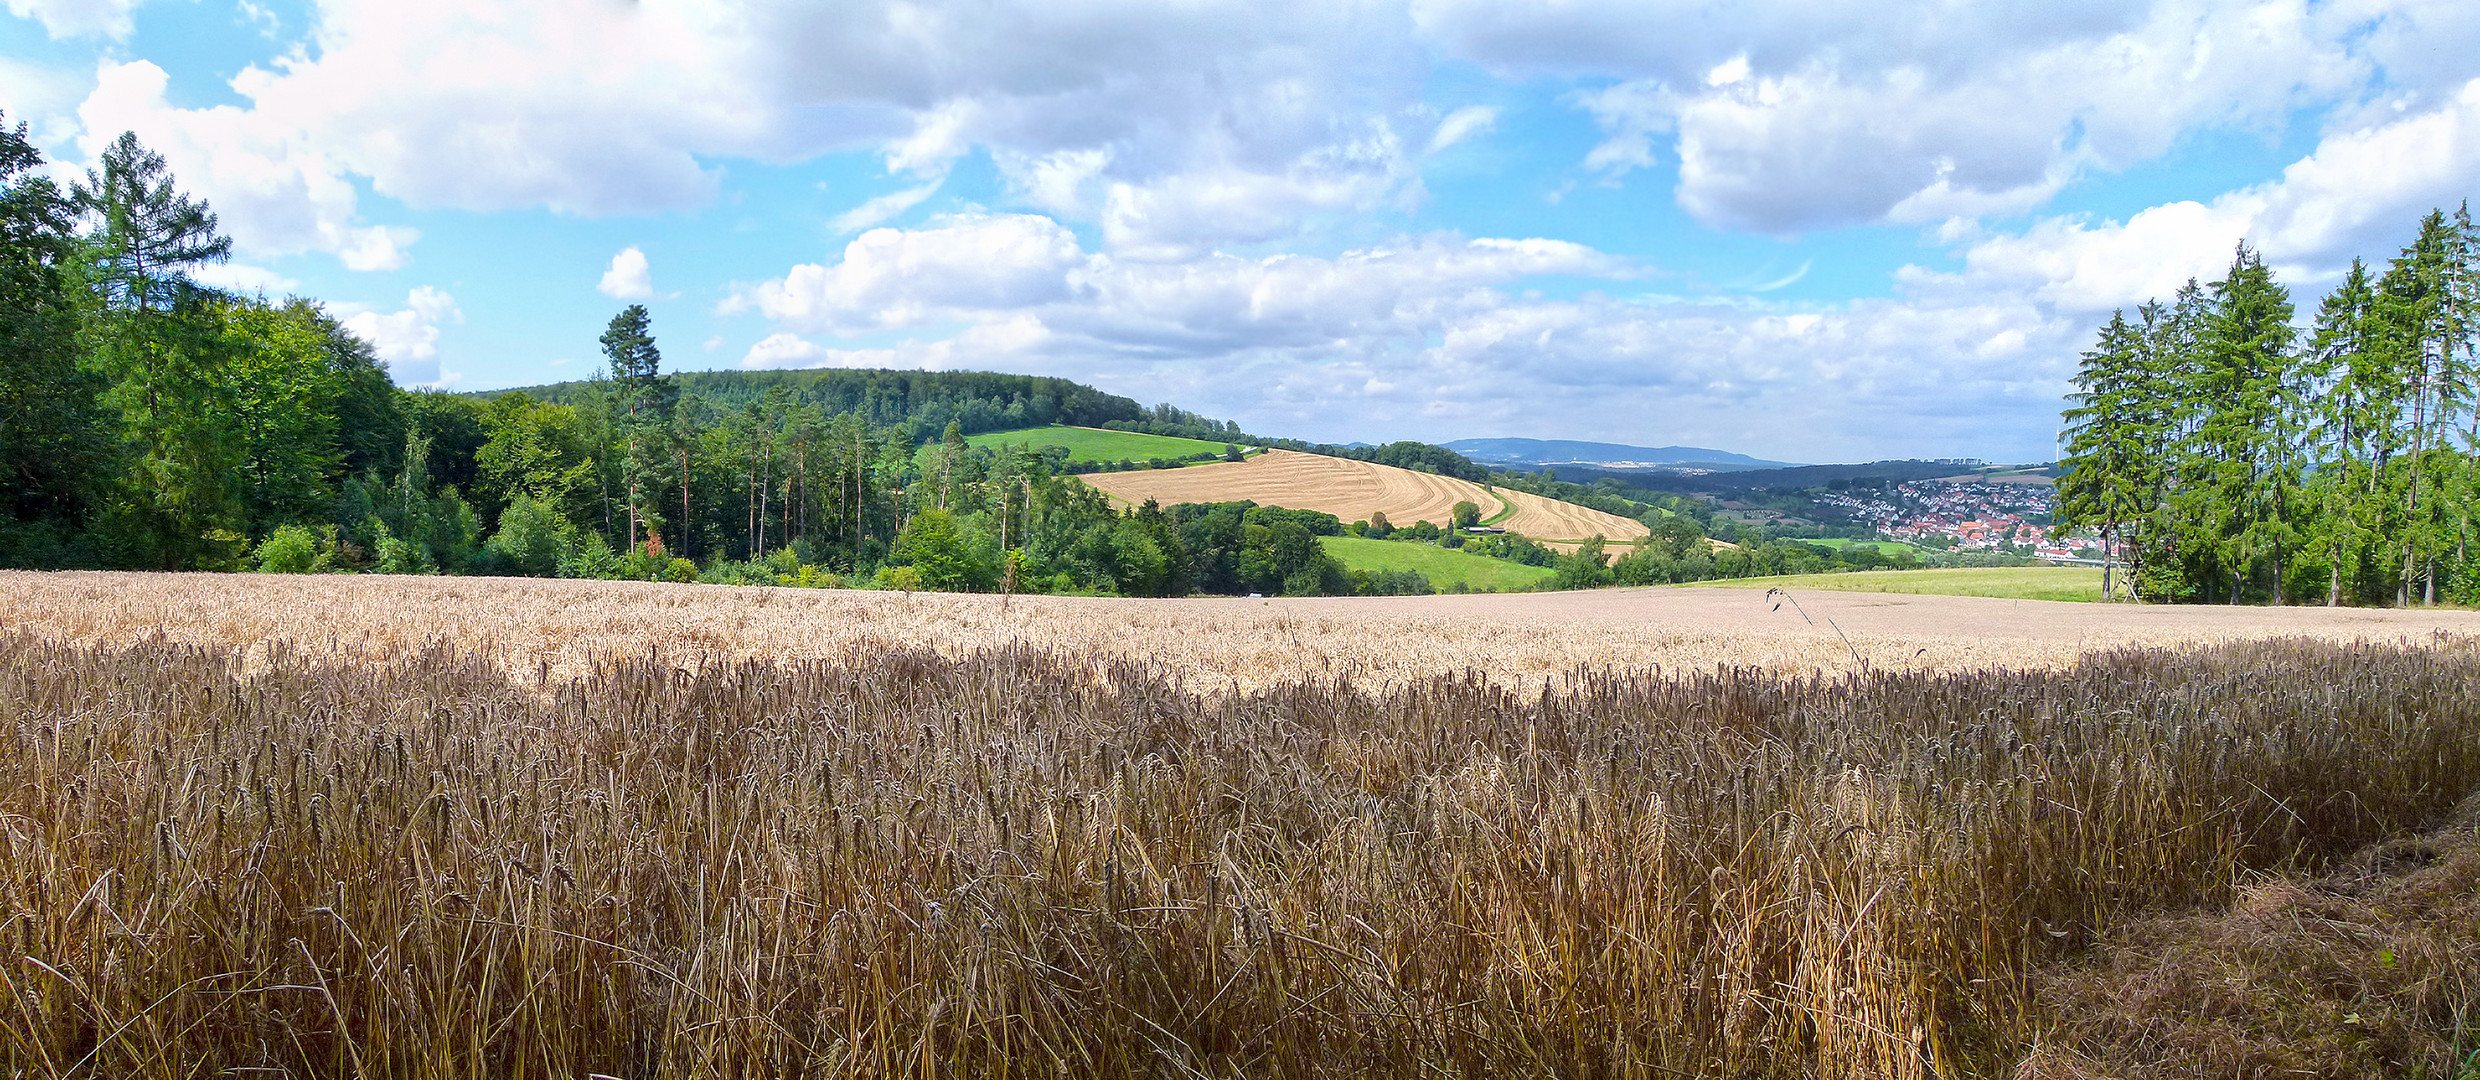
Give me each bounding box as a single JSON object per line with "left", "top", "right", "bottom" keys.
{"left": 1698, "top": 566, "right": 2104, "bottom": 602}
{"left": 1320, "top": 536, "right": 1555, "bottom": 592}
{"left": 968, "top": 425, "right": 1241, "bottom": 464}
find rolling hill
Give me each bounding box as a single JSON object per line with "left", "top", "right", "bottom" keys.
{"left": 1079, "top": 449, "right": 1651, "bottom": 545}
{"left": 1444, "top": 437, "right": 1793, "bottom": 471}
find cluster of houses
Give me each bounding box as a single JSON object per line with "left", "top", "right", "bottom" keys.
{"left": 1816, "top": 480, "right": 2091, "bottom": 559}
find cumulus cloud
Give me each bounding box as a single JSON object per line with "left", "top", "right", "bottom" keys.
{"left": 75, "top": 60, "right": 418, "bottom": 269}
{"left": 1915, "top": 77, "right": 2480, "bottom": 314}
{"left": 720, "top": 215, "right": 2088, "bottom": 460}
{"left": 337, "top": 286, "right": 463, "bottom": 388}
{"left": 1433, "top": 0, "right": 2395, "bottom": 233}
{"left": 33, "top": 0, "right": 1427, "bottom": 260}
{"left": 729, "top": 212, "right": 1089, "bottom": 332}
{"left": 5, "top": 0, "right": 143, "bottom": 39}
{"left": 598, "top": 246, "right": 654, "bottom": 300}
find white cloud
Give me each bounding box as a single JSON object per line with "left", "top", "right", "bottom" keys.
{"left": 830, "top": 179, "right": 943, "bottom": 233}
{"left": 337, "top": 286, "right": 463, "bottom": 388}
{"left": 1428, "top": 0, "right": 2398, "bottom": 233}
{"left": 1918, "top": 77, "right": 2480, "bottom": 315}
{"left": 5, "top": 0, "right": 142, "bottom": 39}
{"left": 719, "top": 215, "right": 2098, "bottom": 461}
{"left": 1426, "top": 105, "right": 1498, "bottom": 153}
{"left": 598, "top": 246, "right": 654, "bottom": 300}
{"left": 75, "top": 60, "right": 418, "bottom": 270}
{"left": 33, "top": 0, "right": 1429, "bottom": 260}
{"left": 731, "top": 212, "right": 1088, "bottom": 332}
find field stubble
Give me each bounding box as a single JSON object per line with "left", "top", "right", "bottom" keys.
{"left": 1079, "top": 450, "right": 1649, "bottom": 544}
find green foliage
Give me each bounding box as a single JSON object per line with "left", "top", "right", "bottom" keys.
{"left": 1552, "top": 536, "right": 1614, "bottom": 590}
{"left": 2059, "top": 211, "right": 2480, "bottom": 606}
{"left": 252, "top": 524, "right": 323, "bottom": 574}
{"left": 559, "top": 534, "right": 623, "bottom": 580}
{"left": 483, "top": 492, "right": 575, "bottom": 577}
{"left": 892, "top": 508, "right": 992, "bottom": 591}
{"left": 962, "top": 425, "right": 1234, "bottom": 467}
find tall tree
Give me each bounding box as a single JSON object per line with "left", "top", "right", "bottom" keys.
{"left": 2302, "top": 259, "right": 2393, "bottom": 605}
{"left": 2189, "top": 243, "right": 2300, "bottom": 603}
{"left": 0, "top": 112, "right": 110, "bottom": 554}
{"left": 74, "top": 132, "right": 244, "bottom": 568}
{"left": 2374, "top": 212, "right": 2465, "bottom": 604}
{"left": 2056, "top": 311, "right": 2154, "bottom": 600}
{"left": 598, "top": 305, "right": 671, "bottom": 550}
{"left": 76, "top": 132, "right": 230, "bottom": 313}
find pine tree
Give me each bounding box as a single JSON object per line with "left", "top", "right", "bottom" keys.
{"left": 2189, "top": 244, "right": 2299, "bottom": 603}
{"left": 2303, "top": 259, "right": 2391, "bottom": 605}
{"left": 2057, "top": 311, "right": 2153, "bottom": 600}
{"left": 598, "top": 305, "right": 672, "bottom": 551}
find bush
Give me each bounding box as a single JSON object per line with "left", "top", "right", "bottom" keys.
{"left": 483, "top": 493, "right": 576, "bottom": 577}
{"left": 665, "top": 558, "right": 698, "bottom": 584}
{"left": 875, "top": 565, "right": 923, "bottom": 592}
{"left": 559, "top": 534, "right": 624, "bottom": 579}
{"left": 1552, "top": 536, "right": 1613, "bottom": 590}
{"left": 253, "top": 525, "right": 323, "bottom": 574}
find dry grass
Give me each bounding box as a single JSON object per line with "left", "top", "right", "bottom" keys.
{"left": 6, "top": 629, "right": 2480, "bottom": 1079}
{"left": 2019, "top": 797, "right": 2480, "bottom": 1079}
{"left": 1079, "top": 449, "right": 1650, "bottom": 543}
{"left": 10, "top": 572, "right": 2480, "bottom": 692}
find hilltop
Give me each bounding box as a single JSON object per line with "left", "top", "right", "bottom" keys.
{"left": 1445, "top": 437, "right": 1794, "bottom": 471}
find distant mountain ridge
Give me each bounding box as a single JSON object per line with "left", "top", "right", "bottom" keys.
{"left": 1443, "top": 438, "right": 1796, "bottom": 471}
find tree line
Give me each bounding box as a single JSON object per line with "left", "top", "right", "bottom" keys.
{"left": 2057, "top": 207, "right": 2480, "bottom": 605}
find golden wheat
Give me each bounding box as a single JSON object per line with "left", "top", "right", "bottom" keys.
{"left": 4, "top": 631, "right": 2478, "bottom": 1078}
{"left": 8, "top": 571, "right": 2480, "bottom": 692}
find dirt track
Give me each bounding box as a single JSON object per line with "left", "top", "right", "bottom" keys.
{"left": 9, "top": 571, "right": 2477, "bottom": 692}
{"left": 1079, "top": 449, "right": 1650, "bottom": 542}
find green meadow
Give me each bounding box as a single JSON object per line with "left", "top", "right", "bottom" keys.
{"left": 1320, "top": 535, "right": 1557, "bottom": 592}
{"left": 963, "top": 425, "right": 1243, "bottom": 464}
{"left": 1698, "top": 566, "right": 2106, "bottom": 602}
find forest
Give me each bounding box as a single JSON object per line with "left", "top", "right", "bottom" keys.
{"left": 2058, "top": 209, "right": 2480, "bottom": 605}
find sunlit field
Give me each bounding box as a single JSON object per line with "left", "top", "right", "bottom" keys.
{"left": 1703, "top": 566, "right": 2108, "bottom": 603}
{"left": 6, "top": 573, "right": 2480, "bottom": 1078}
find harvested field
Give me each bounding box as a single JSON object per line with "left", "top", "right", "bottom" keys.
{"left": 1080, "top": 449, "right": 1650, "bottom": 543}
{"left": 8, "top": 571, "right": 2480, "bottom": 690}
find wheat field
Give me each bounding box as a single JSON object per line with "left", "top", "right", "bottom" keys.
{"left": 7, "top": 573, "right": 2480, "bottom": 1078}
{"left": 9, "top": 571, "right": 2480, "bottom": 691}
{"left": 1079, "top": 449, "right": 1651, "bottom": 543}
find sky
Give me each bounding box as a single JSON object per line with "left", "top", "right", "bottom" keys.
{"left": 4, "top": 1, "right": 2478, "bottom": 464}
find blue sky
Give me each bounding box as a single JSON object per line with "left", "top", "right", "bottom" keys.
{"left": 5, "top": 0, "right": 2477, "bottom": 463}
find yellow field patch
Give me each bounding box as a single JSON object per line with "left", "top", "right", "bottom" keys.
{"left": 1080, "top": 449, "right": 1649, "bottom": 542}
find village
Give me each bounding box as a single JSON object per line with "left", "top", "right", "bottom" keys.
{"left": 1807, "top": 478, "right": 2095, "bottom": 561}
